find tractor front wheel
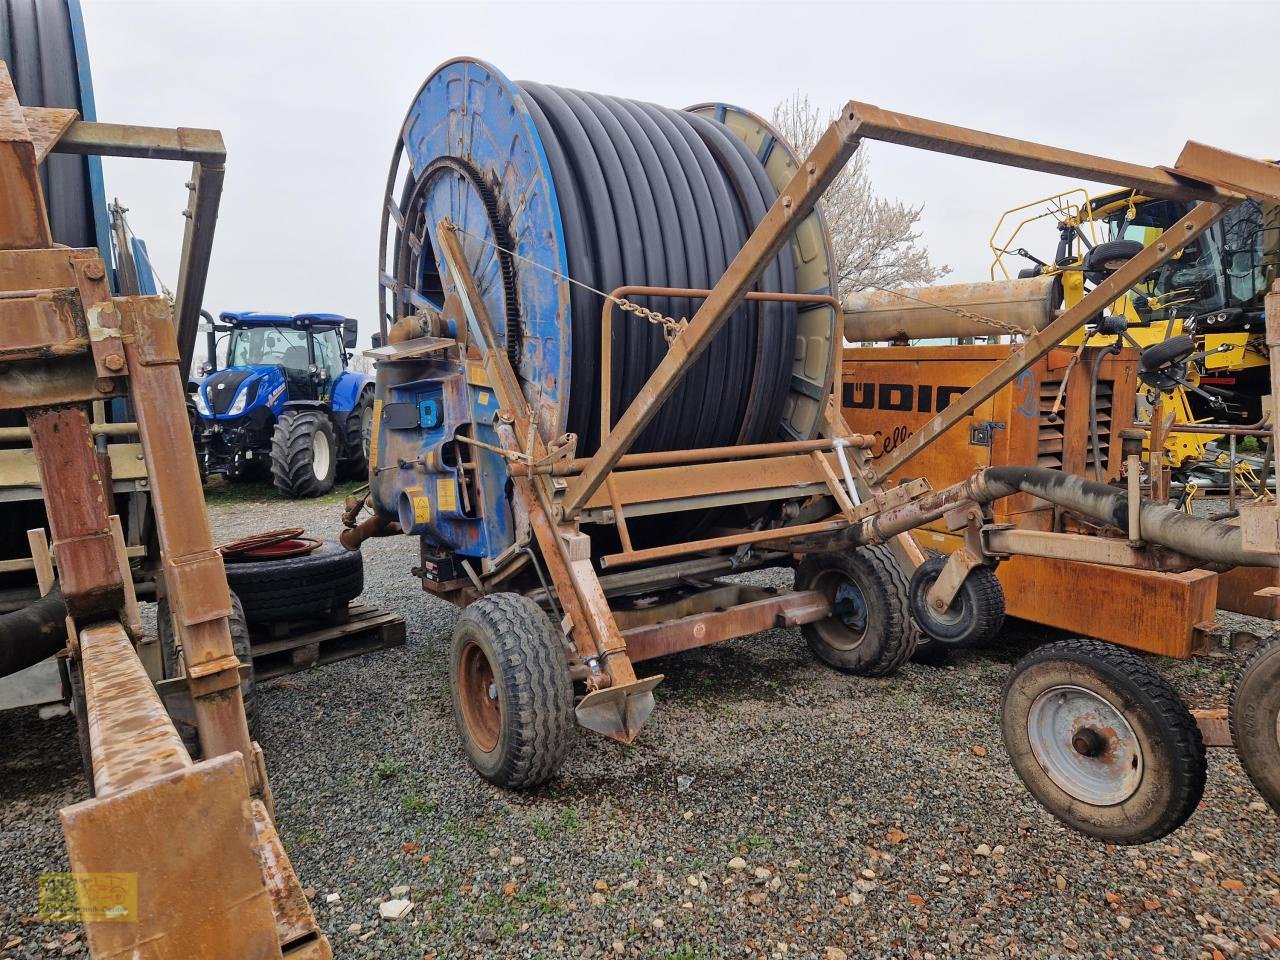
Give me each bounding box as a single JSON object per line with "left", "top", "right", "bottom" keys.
{"left": 449, "top": 594, "right": 572, "bottom": 789}
{"left": 271, "top": 410, "right": 336, "bottom": 498}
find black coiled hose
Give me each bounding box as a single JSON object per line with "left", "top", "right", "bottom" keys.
{"left": 516, "top": 84, "right": 798, "bottom": 455}
{"left": 0, "top": 586, "right": 68, "bottom": 678}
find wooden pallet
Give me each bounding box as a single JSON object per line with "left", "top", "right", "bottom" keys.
{"left": 249, "top": 604, "right": 406, "bottom": 680}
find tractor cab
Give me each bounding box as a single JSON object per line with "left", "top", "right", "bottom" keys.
{"left": 193, "top": 312, "right": 373, "bottom": 497}
{"left": 217, "top": 312, "right": 355, "bottom": 403}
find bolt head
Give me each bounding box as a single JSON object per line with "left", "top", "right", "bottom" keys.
{"left": 94, "top": 377, "right": 115, "bottom": 394}
{"left": 83, "top": 263, "right": 105, "bottom": 281}
{"left": 103, "top": 354, "right": 125, "bottom": 372}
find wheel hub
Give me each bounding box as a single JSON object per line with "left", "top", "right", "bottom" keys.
{"left": 1027, "top": 684, "right": 1143, "bottom": 806}
{"left": 458, "top": 640, "right": 501, "bottom": 753}
{"left": 832, "top": 579, "right": 868, "bottom": 635}
{"left": 312, "top": 428, "right": 331, "bottom": 480}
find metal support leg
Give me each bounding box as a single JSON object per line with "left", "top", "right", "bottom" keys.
{"left": 117, "top": 296, "right": 259, "bottom": 792}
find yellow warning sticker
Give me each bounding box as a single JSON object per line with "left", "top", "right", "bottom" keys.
{"left": 412, "top": 495, "right": 431, "bottom": 526}
{"left": 477, "top": 390, "right": 491, "bottom": 407}
{"left": 437, "top": 477, "right": 458, "bottom": 513}
{"left": 368, "top": 398, "right": 383, "bottom": 467}
{"left": 39, "top": 872, "right": 136, "bottom": 923}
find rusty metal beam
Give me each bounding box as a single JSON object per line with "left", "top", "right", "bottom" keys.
{"left": 561, "top": 110, "right": 864, "bottom": 517}
{"left": 621, "top": 589, "right": 830, "bottom": 662}
{"left": 52, "top": 120, "right": 226, "bottom": 164}
{"left": 26, "top": 405, "right": 123, "bottom": 618}
{"left": 847, "top": 101, "right": 1236, "bottom": 204}
{"left": 61, "top": 751, "right": 284, "bottom": 960}
{"left": 1174, "top": 142, "right": 1280, "bottom": 204}
{"left": 0, "top": 62, "right": 51, "bottom": 250}
{"left": 117, "top": 296, "right": 257, "bottom": 783}
{"left": 77, "top": 620, "right": 190, "bottom": 796}
{"left": 871, "top": 201, "right": 1227, "bottom": 482}
{"left": 173, "top": 159, "right": 224, "bottom": 381}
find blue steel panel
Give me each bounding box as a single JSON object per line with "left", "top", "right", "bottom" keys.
{"left": 65, "top": 0, "right": 112, "bottom": 265}
{"left": 130, "top": 238, "right": 157, "bottom": 295}
{"left": 330, "top": 371, "right": 372, "bottom": 414}
{"left": 401, "top": 58, "right": 571, "bottom": 441}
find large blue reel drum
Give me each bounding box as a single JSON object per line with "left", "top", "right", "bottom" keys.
{"left": 373, "top": 58, "right": 838, "bottom": 570}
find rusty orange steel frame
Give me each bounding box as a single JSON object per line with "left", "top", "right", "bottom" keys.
{"left": 428, "top": 97, "right": 1280, "bottom": 746}
{"left": 0, "top": 63, "right": 329, "bottom": 959}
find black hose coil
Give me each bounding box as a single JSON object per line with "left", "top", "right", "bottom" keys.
{"left": 516, "top": 84, "right": 798, "bottom": 455}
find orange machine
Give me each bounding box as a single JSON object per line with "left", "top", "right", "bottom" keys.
{"left": 841, "top": 343, "right": 1238, "bottom": 658}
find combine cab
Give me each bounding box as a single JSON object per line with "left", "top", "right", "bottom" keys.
{"left": 193, "top": 312, "right": 374, "bottom": 496}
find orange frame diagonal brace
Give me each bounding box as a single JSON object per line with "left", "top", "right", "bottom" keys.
{"left": 558, "top": 97, "right": 1260, "bottom": 515}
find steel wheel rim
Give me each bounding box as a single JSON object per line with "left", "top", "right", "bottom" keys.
{"left": 819, "top": 572, "right": 869, "bottom": 651}
{"left": 924, "top": 571, "right": 964, "bottom": 626}
{"left": 312, "top": 428, "right": 331, "bottom": 480}
{"left": 360, "top": 404, "right": 374, "bottom": 459}
{"left": 458, "top": 640, "right": 500, "bottom": 753}
{"left": 1027, "top": 684, "right": 1143, "bottom": 806}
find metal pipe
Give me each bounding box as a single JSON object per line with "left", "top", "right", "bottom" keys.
{"left": 340, "top": 514, "right": 400, "bottom": 551}
{"left": 0, "top": 586, "right": 66, "bottom": 678}
{"left": 512, "top": 436, "right": 872, "bottom": 477}
{"left": 0, "top": 421, "right": 139, "bottom": 442}
{"left": 858, "top": 465, "right": 1279, "bottom": 569}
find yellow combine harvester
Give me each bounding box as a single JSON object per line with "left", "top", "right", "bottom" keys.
{"left": 990, "top": 187, "right": 1275, "bottom": 469}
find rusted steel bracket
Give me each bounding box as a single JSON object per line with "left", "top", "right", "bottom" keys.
{"left": 0, "top": 62, "right": 328, "bottom": 957}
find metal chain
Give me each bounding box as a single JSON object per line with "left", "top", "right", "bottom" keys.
{"left": 450, "top": 223, "right": 688, "bottom": 342}
{"left": 454, "top": 222, "right": 1023, "bottom": 341}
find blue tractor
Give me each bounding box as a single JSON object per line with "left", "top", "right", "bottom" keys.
{"left": 192, "top": 312, "right": 374, "bottom": 497}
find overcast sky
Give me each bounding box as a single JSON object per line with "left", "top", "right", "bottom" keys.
{"left": 82, "top": 0, "right": 1279, "bottom": 349}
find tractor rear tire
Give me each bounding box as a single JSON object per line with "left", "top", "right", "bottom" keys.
{"left": 158, "top": 590, "right": 258, "bottom": 751}
{"left": 449, "top": 594, "right": 573, "bottom": 789}
{"left": 339, "top": 392, "right": 374, "bottom": 480}
{"left": 1002, "top": 639, "right": 1206, "bottom": 845}
{"left": 271, "top": 410, "right": 336, "bottom": 498}
{"left": 1229, "top": 633, "right": 1280, "bottom": 813}
{"left": 224, "top": 540, "right": 363, "bottom": 624}
{"left": 794, "top": 545, "right": 916, "bottom": 677}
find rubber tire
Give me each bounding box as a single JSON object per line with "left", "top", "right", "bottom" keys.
{"left": 158, "top": 591, "right": 258, "bottom": 749}
{"left": 339, "top": 390, "right": 373, "bottom": 479}
{"left": 1083, "top": 239, "right": 1144, "bottom": 283}
{"left": 449, "top": 594, "right": 573, "bottom": 789}
{"left": 223, "top": 540, "right": 363, "bottom": 624}
{"left": 908, "top": 549, "right": 946, "bottom": 665}
{"left": 795, "top": 545, "right": 916, "bottom": 677}
{"left": 271, "top": 410, "right": 337, "bottom": 498}
{"left": 1140, "top": 334, "right": 1196, "bottom": 373}
{"left": 909, "top": 555, "right": 1006, "bottom": 648}
{"left": 1001, "top": 639, "right": 1206, "bottom": 845}
{"left": 1229, "top": 633, "right": 1280, "bottom": 813}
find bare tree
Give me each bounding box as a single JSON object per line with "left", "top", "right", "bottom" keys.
{"left": 771, "top": 93, "right": 950, "bottom": 293}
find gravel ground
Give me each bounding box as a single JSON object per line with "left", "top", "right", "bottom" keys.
{"left": 2, "top": 487, "right": 1278, "bottom": 959}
